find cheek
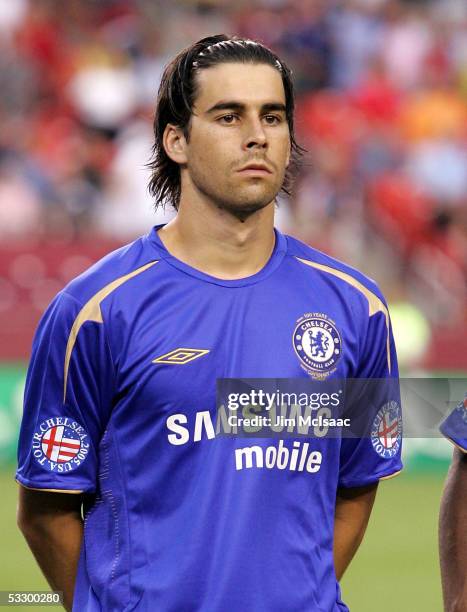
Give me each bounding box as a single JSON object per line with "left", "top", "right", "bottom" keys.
{"left": 189, "top": 136, "right": 229, "bottom": 171}
{"left": 273, "top": 133, "right": 292, "bottom": 162}
{"left": 188, "top": 144, "right": 234, "bottom": 190}
{"left": 263, "top": 129, "right": 290, "bottom": 166}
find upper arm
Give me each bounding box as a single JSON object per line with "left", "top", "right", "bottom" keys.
{"left": 442, "top": 447, "right": 467, "bottom": 495}
{"left": 439, "top": 448, "right": 467, "bottom": 610}
{"left": 336, "top": 482, "right": 379, "bottom": 520}
{"left": 452, "top": 446, "right": 467, "bottom": 467}
{"left": 337, "top": 482, "right": 379, "bottom": 502}
{"left": 16, "top": 290, "right": 115, "bottom": 495}
{"left": 17, "top": 485, "right": 84, "bottom": 531}
{"left": 333, "top": 482, "right": 379, "bottom": 580}
{"left": 339, "top": 301, "right": 403, "bottom": 488}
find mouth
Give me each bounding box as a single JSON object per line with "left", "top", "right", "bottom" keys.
{"left": 237, "top": 164, "right": 273, "bottom": 175}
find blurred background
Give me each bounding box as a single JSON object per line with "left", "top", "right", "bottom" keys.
{"left": 0, "top": 0, "right": 465, "bottom": 610}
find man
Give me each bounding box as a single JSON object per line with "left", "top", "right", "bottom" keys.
{"left": 16, "top": 35, "right": 402, "bottom": 611}
{"left": 439, "top": 397, "right": 467, "bottom": 612}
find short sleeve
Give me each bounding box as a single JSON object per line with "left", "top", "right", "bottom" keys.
{"left": 338, "top": 307, "right": 403, "bottom": 488}
{"left": 439, "top": 394, "right": 467, "bottom": 453}
{"left": 16, "top": 290, "right": 115, "bottom": 493}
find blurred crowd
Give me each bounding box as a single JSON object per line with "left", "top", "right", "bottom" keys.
{"left": 0, "top": 0, "right": 466, "bottom": 367}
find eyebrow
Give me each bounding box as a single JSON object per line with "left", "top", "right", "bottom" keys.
{"left": 205, "top": 101, "right": 287, "bottom": 114}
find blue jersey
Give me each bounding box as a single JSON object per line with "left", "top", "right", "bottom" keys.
{"left": 439, "top": 394, "right": 467, "bottom": 453}
{"left": 17, "top": 226, "right": 402, "bottom": 612}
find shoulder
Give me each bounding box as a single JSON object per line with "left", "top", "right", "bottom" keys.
{"left": 61, "top": 234, "right": 160, "bottom": 307}
{"left": 283, "top": 233, "right": 387, "bottom": 309}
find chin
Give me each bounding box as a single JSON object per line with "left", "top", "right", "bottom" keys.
{"left": 219, "top": 198, "right": 274, "bottom": 221}
{"left": 234, "top": 186, "right": 278, "bottom": 209}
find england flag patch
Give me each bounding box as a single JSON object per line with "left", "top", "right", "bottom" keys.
{"left": 32, "top": 417, "right": 90, "bottom": 472}
{"left": 371, "top": 401, "right": 402, "bottom": 459}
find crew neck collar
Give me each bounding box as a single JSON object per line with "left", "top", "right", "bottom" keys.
{"left": 147, "top": 224, "right": 287, "bottom": 287}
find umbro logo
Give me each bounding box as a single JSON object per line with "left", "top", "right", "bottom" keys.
{"left": 153, "top": 348, "right": 210, "bottom": 365}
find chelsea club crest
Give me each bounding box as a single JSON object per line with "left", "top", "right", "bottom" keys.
{"left": 293, "top": 313, "right": 342, "bottom": 379}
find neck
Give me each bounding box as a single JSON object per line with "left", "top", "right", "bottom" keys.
{"left": 158, "top": 192, "right": 276, "bottom": 280}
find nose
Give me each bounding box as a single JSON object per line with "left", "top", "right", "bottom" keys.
{"left": 243, "top": 116, "right": 267, "bottom": 151}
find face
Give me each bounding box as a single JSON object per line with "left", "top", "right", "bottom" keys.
{"left": 169, "top": 62, "right": 291, "bottom": 219}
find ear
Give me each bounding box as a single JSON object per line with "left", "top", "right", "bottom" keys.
{"left": 163, "top": 124, "right": 188, "bottom": 165}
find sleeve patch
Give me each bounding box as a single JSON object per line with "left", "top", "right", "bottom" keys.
{"left": 371, "top": 401, "right": 402, "bottom": 459}
{"left": 33, "top": 417, "right": 90, "bottom": 473}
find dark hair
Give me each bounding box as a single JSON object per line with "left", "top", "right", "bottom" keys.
{"left": 147, "top": 34, "right": 304, "bottom": 210}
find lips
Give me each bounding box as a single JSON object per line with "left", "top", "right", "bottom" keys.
{"left": 238, "top": 163, "right": 272, "bottom": 174}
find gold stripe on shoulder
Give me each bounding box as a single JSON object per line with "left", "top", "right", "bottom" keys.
{"left": 64, "top": 260, "right": 159, "bottom": 402}
{"left": 295, "top": 257, "right": 391, "bottom": 372}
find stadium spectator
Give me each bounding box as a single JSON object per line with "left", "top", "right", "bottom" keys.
{"left": 0, "top": 0, "right": 465, "bottom": 368}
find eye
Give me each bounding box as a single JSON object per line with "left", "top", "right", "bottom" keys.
{"left": 263, "top": 115, "right": 281, "bottom": 125}
{"left": 219, "top": 114, "right": 238, "bottom": 124}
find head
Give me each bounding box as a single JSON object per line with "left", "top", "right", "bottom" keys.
{"left": 147, "top": 34, "right": 304, "bottom": 219}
